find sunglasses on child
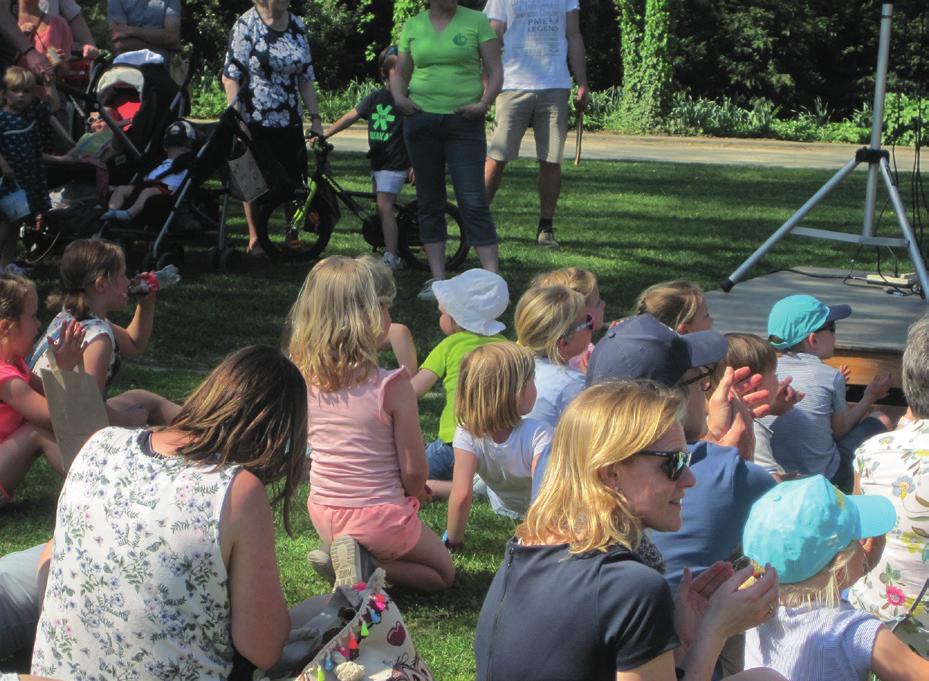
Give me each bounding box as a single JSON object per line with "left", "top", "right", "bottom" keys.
{"left": 565, "top": 313, "right": 594, "bottom": 337}
{"left": 638, "top": 449, "right": 691, "bottom": 481}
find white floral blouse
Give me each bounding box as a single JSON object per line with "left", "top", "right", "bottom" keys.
{"left": 32, "top": 427, "right": 240, "bottom": 680}
{"left": 222, "top": 7, "right": 315, "bottom": 128}
{"left": 850, "top": 419, "right": 929, "bottom": 655}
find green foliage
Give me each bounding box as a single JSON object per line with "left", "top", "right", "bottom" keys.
{"left": 615, "top": 0, "right": 673, "bottom": 133}
{"left": 189, "top": 74, "right": 227, "bottom": 119}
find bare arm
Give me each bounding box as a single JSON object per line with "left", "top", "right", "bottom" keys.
{"left": 832, "top": 373, "right": 892, "bottom": 438}
{"left": 111, "top": 296, "right": 156, "bottom": 359}
{"left": 324, "top": 108, "right": 361, "bottom": 139}
{"left": 389, "top": 52, "right": 420, "bottom": 115}
{"left": 222, "top": 75, "right": 239, "bottom": 106}
{"left": 382, "top": 322, "right": 417, "bottom": 376}
{"left": 565, "top": 10, "right": 589, "bottom": 107}
{"left": 410, "top": 368, "right": 439, "bottom": 397}
{"left": 0, "top": 377, "right": 52, "bottom": 429}
{"left": 110, "top": 15, "right": 181, "bottom": 53}
{"left": 384, "top": 373, "right": 428, "bottom": 498}
{"left": 446, "top": 449, "right": 477, "bottom": 544}
{"left": 223, "top": 471, "right": 291, "bottom": 669}
{"left": 298, "top": 77, "right": 323, "bottom": 137}
{"left": 871, "top": 625, "right": 929, "bottom": 681}
{"left": 68, "top": 13, "right": 98, "bottom": 57}
{"left": 455, "top": 37, "right": 502, "bottom": 119}
{"left": 82, "top": 336, "right": 114, "bottom": 393}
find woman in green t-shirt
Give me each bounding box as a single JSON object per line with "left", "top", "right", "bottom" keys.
{"left": 390, "top": 0, "right": 502, "bottom": 301}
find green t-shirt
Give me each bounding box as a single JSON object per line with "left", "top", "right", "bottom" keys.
{"left": 398, "top": 7, "right": 497, "bottom": 114}
{"left": 421, "top": 331, "right": 507, "bottom": 442}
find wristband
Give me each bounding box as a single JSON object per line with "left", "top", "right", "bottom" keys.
{"left": 442, "top": 530, "right": 463, "bottom": 551}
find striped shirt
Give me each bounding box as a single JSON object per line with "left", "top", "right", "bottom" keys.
{"left": 745, "top": 604, "right": 882, "bottom": 680}
{"left": 760, "top": 352, "right": 846, "bottom": 478}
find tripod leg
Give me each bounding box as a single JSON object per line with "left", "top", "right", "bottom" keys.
{"left": 721, "top": 157, "right": 860, "bottom": 291}
{"left": 879, "top": 159, "right": 929, "bottom": 302}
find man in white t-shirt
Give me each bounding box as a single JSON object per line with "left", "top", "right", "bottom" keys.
{"left": 483, "top": 0, "right": 589, "bottom": 249}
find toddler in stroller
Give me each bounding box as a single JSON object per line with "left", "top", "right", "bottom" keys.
{"left": 101, "top": 119, "right": 196, "bottom": 224}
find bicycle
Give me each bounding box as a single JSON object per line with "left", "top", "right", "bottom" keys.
{"left": 252, "top": 138, "right": 468, "bottom": 270}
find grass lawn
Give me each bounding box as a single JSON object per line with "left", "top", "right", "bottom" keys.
{"left": 0, "top": 152, "right": 920, "bottom": 678}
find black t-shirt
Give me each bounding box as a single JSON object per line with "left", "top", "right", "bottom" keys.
{"left": 475, "top": 539, "right": 680, "bottom": 681}
{"left": 355, "top": 88, "right": 410, "bottom": 172}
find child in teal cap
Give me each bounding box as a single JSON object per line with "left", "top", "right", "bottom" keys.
{"left": 760, "top": 294, "right": 892, "bottom": 492}
{"left": 742, "top": 475, "right": 929, "bottom": 680}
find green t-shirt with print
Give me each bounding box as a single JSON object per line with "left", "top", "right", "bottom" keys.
{"left": 421, "top": 331, "right": 507, "bottom": 442}
{"left": 398, "top": 7, "right": 497, "bottom": 114}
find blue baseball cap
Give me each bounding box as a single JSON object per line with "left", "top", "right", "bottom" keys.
{"left": 742, "top": 475, "right": 896, "bottom": 584}
{"left": 767, "top": 294, "right": 851, "bottom": 350}
{"left": 586, "top": 314, "right": 728, "bottom": 387}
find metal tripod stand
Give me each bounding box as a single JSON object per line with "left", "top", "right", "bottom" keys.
{"left": 720, "top": 2, "right": 929, "bottom": 302}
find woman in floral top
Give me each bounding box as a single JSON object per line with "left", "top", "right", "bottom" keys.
{"left": 221, "top": 0, "right": 324, "bottom": 257}
{"left": 32, "top": 346, "right": 309, "bottom": 679}
{"left": 850, "top": 316, "right": 929, "bottom": 656}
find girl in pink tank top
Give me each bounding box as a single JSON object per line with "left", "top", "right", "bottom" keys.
{"left": 288, "top": 256, "right": 454, "bottom": 592}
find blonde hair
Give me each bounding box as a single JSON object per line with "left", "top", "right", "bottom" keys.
{"left": 288, "top": 256, "right": 381, "bottom": 392}
{"left": 0, "top": 273, "right": 34, "bottom": 324}
{"left": 3, "top": 66, "right": 35, "bottom": 92}
{"left": 456, "top": 342, "right": 535, "bottom": 439}
{"left": 532, "top": 267, "right": 598, "bottom": 303}
{"left": 515, "top": 285, "right": 586, "bottom": 364}
{"left": 710, "top": 333, "right": 777, "bottom": 393}
{"left": 754, "top": 543, "right": 859, "bottom": 610}
{"left": 518, "top": 380, "right": 683, "bottom": 554}
{"left": 162, "top": 346, "right": 308, "bottom": 535}
{"left": 358, "top": 254, "right": 396, "bottom": 306}
{"left": 49, "top": 239, "right": 125, "bottom": 320}
{"left": 636, "top": 280, "right": 705, "bottom": 330}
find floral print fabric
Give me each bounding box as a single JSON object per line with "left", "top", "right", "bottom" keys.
{"left": 849, "top": 420, "right": 929, "bottom": 655}
{"left": 222, "top": 8, "right": 314, "bottom": 128}
{"left": 32, "top": 427, "right": 240, "bottom": 680}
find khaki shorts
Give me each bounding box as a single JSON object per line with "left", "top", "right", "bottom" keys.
{"left": 488, "top": 89, "right": 570, "bottom": 164}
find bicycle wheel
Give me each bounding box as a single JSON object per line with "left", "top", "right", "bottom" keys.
{"left": 397, "top": 200, "right": 469, "bottom": 272}
{"left": 252, "top": 192, "right": 334, "bottom": 261}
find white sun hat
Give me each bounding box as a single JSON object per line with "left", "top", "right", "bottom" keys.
{"left": 432, "top": 269, "right": 509, "bottom": 336}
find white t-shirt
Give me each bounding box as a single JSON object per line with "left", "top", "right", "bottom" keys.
{"left": 145, "top": 158, "right": 187, "bottom": 192}
{"left": 525, "top": 356, "right": 584, "bottom": 429}
{"left": 484, "top": 0, "right": 579, "bottom": 91}
{"left": 453, "top": 417, "right": 552, "bottom": 516}
{"left": 41, "top": 0, "right": 82, "bottom": 21}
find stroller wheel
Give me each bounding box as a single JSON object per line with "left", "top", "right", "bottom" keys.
{"left": 213, "top": 247, "right": 240, "bottom": 273}
{"left": 156, "top": 249, "right": 184, "bottom": 271}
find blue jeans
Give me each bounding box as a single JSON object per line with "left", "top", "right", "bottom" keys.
{"left": 402, "top": 111, "right": 499, "bottom": 247}
{"left": 831, "top": 415, "right": 888, "bottom": 493}
{"left": 426, "top": 438, "right": 455, "bottom": 480}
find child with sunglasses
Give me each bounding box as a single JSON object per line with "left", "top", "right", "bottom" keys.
{"left": 763, "top": 294, "right": 892, "bottom": 493}
{"left": 323, "top": 46, "right": 411, "bottom": 271}
{"left": 514, "top": 284, "right": 592, "bottom": 431}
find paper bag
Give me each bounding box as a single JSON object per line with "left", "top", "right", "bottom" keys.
{"left": 40, "top": 350, "right": 109, "bottom": 473}
{"left": 228, "top": 145, "right": 269, "bottom": 203}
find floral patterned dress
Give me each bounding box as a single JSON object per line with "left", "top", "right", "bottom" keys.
{"left": 222, "top": 7, "right": 315, "bottom": 129}
{"left": 849, "top": 419, "right": 929, "bottom": 655}
{"left": 32, "top": 427, "right": 240, "bottom": 680}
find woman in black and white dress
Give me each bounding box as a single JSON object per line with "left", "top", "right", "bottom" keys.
{"left": 222, "top": 0, "right": 324, "bottom": 257}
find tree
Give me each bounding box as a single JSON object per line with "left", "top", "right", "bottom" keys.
{"left": 616, "top": 0, "right": 673, "bottom": 133}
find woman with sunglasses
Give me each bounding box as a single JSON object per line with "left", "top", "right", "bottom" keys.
{"left": 514, "top": 284, "right": 593, "bottom": 431}
{"left": 475, "top": 380, "right": 785, "bottom": 681}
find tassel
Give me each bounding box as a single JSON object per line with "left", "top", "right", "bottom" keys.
{"left": 317, "top": 665, "right": 326, "bottom": 681}
{"left": 360, "top": 619, "right": 369, "bottom": 638}
{"left": 369, "top": 606, "right": 381, "bottom": 624}
{"left": 373, "top": 593, "right": 386, "bottom": 612}
{"left": 348, "top": 630, "right": 359, "bottom": 651}
{"left": 338, "top": 644, "right": 350, "bottom": 660}
{"left": 334, "top": 661, "right": 365, "bottom": 681}
{"left": 324, "top": 653, "right": 334, "bottom": 671}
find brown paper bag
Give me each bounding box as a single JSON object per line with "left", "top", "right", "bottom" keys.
{"left": 40, "top": 350, "right": 109, "bottom": 473}
{"left": 228, "top": 146, "right": 269, "bottom": 203}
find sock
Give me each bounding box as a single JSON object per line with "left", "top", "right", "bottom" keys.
{"left": 538, "top": 218, "right": 554, "bottom": 233}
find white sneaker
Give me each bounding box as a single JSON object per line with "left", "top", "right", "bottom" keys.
{"left": 382, "top": 251, "right": 404, "bottom": 270}
{"left": 417, "top": 278, "right": 440, "bottom": 302}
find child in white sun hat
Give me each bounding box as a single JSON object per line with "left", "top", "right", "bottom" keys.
{"left": 742, "top": 475, "right": 929, "bottom": 681}
{"left": 411, "top": 269, "right": 510, "bottom": 491}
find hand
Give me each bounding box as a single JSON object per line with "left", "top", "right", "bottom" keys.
{"left": 706, "top": 366, "right": 750, "bottom": 439}
{"left": 416, "top": 483, "right": 433, "bottom": 504}
{"left": 456, "top": 101, "right": 489, "bottom": 120}
{"left": 110, "top": 22, "right": 134, "bottom": 42}
{"left": 861, "top": 535, "right": 886, "bottom": 575}
{"left": 769, "top": 376, "right": 804, "bottom": 416}
{"left": 674, "top": 561, "right": 734, "bottom": 647}
{"left": 309, "top": 119, "right": 324, "bottom": 139}
{"left": 840, "top": 364, "right": 852, "bottom": 383}
{"left": 704, "top": 565, "right": 780, "bottom": 640}
{"left": 82, "top": 44, "right": 99, "bottom": 60}
{"left": 715, "top": 395, "right": 756, "bottom": 460}
{"left": 394, "top": 96, "right": 420, "bottom": 116}
{"left": 49, "top": 319, "right": 86, "bottom": 371}
{"left": 23, "top": 48, "right": 53, "bottom": 83}
{"left": 574, "top": 84, "right": 590, "bottom": 112}
{"left": 407, "top": 167, "right": 416, "bottom": 185}
{"left": 864, "top": 372, "right": 892, "bottom": 403}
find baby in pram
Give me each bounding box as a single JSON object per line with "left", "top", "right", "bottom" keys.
{"left": 101, "top": 119, "right": 195, "bottom": 223}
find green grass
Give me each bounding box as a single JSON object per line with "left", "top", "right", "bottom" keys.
{"left": 0, "top": 153, "right": 920, "bottom": 678}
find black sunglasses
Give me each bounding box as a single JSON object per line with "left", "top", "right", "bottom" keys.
{"left": 638, "top": 449, "right": 691, "bottom": 481}
{"left": 678, "top": 366, "right": 714, "bottom": 393}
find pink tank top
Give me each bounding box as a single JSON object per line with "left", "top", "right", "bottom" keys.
{"left": 0, "top": 358, "right": 29, "bottom": 442}
{"left": 308, "top": 368, "right": 407, "bottom": 507}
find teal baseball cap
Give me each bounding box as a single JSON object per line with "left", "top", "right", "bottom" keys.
{"left": 767, "top": 294, "right": 851, "bottom": 350}
{"left": 742, "top": 475, "right": 895, "bottom": 584}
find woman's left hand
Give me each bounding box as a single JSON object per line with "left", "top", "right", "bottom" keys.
{"left": 82, "top": 44, "right": 99, "bottom": 60}
{"left": 674, "top": 561, "right": 734, "bottom": 647}
{"left": 456, "top": 101, "right": 488, "bottom": 120}
{"left": 50, "top": 319, "right": 86, "bottom": 371}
